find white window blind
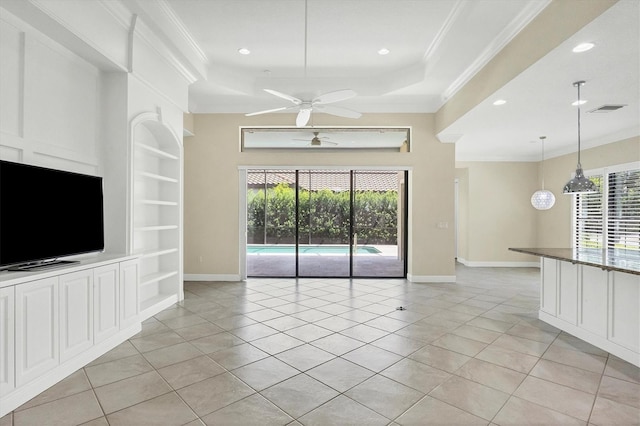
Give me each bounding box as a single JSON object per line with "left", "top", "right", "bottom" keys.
{"left": 574, "top": 163, "right": 640, "bottom": 252}
{"left": 607, "top": 169, "right": 640, "bottom": 251}
{"left": 575, "top": 175, "right": 603, "bottom": 249}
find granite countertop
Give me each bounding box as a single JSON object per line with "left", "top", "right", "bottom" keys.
{"left": 509, "top": 247, "right": 640, "bottom": 276}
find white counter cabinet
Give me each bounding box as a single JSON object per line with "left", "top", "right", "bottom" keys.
{"left": 0, "top": 286, "right": 15, "bottom": 398}
{"left": 60, "top": 270, "right": 94, "bottom": 363}
{"left": 119, "top": 259, "right": 140, "bottom": 330}
{"left": 0, "top": 254, "right": 141, "bottom": 417}
{"left": 93, "top": 264, "right": 119, "bottom": 344}
{"left": 540, "top": 257, "right": 639, "bottom": 367}
{"left": 15, "top": 277, "right": 60, "bottom": 388}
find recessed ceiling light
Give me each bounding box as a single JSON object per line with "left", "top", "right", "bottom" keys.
{"left": 238, "top": 48, "right": 251, "bottom": 55}
{"left": 572, "top": 100, "right": 588, "bottom": 106}
{"left": 572, "top": 42, "right": 595, "bottom": 53}
{"left": 378, "top": 48, "right": 390, "bottom": 55}
{"left": 493, "top": 99, "right": 507, "bottom": 106}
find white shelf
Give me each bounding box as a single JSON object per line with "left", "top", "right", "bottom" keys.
{"left": 139, "top": 248, "right": 178, "bottom": 259}
{"left": 132, "top": 117, "right": 181, "bottom": 322}
{"left": 140, "top": 199, "right": 178, "bottom": 206}
{"left": 140, "top": 270, "right": 178, "bottom": 287}
{"left": 140, "top": 293, "right": 178, "bottom": 317}
{"left": 137, "top": 171, "right": 178, "bottom": 183}
{"left": 134, "top": 225, "right": 178, "bottom": 232}
{"left": 135, "top": 142, "right": 179, "bottom": 160}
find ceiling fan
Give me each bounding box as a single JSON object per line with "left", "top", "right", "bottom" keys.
{"left": 246, "top": 89, "right": 362, "bottom": 127}
{"left": 293, "top": 131, "right": 338, "bottom": 147}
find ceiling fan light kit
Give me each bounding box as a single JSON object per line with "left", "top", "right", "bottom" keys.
{"left": 563, "top": 81, "right": 597, "bottom": 194}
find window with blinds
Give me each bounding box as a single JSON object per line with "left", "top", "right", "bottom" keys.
{"left": 575, "top": 175, "right": 603, "bottom": 249}
{"left": 574, "top": 163, "right": 640, "bottom": 252}
{"left": 608, "top": 169, "right": 640, "bottom": 251}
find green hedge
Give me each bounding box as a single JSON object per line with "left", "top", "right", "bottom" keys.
{"left": 247, "top": 183, "right": 398, "bottom": 245}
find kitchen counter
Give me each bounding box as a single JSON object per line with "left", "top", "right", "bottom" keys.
{"left": 509, "top": 247, "right": 640, "bottom": 275}
{"left": 510, "top": 247, "right": 639, "bottom": 367}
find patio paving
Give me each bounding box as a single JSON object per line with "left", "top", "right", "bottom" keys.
{"left": 247, "top": 254, "right": 405, "bottom": 277}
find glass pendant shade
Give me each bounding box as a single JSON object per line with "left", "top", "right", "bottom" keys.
{"left": 531, "top": 136, "right": 556, "bottom": 210}
{"left": 563, "top": 81, "right": 597, "bottom": 194}
{"left": 531, "top": 189, "right": 556, "bottom": 210}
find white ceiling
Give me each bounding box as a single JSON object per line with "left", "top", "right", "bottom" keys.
{"left": 130, "top": 0, "right": 639, "bottom": 161}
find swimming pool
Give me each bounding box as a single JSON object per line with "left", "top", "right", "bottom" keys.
{"left": 247, "top": 245, "right": 381, "bottom": 254}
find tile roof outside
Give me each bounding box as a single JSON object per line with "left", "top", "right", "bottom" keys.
{"left": 247, "top": 170, "right": 401, "bottom": 192}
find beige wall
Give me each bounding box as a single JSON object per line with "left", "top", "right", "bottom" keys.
{"left": 455, "top": 168, "right": 469, "bottom": 261}
{"left": 456, "top": 161, "right": 539, "bottom": 264}
{"left": 455, "top": 136, "right": 639, "bottom": 264}
{"left": 184, "top": 113, "right": 456, "bottom": 279}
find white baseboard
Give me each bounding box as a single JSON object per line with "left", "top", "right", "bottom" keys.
{"left": 183, "top": 274, "right": 242, "bottom": 282}
{"left": 457, "top": 258, "right": 539, "bottom": 268}
{"left": 539, "top": 311, "right": 639, "bottom": 368}
{"left": 407, "top": 274, "right": 456, "bottom": 283}
{"left": 139, "top": 294, "right": 179, "bottom": 322}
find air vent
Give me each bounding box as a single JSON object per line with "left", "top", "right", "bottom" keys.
{"left": 588, "top": 104, "right": 626, "bottom": 113}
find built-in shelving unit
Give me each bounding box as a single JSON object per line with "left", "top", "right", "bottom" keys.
{"left": 130, "top": 114, "right": 183, "bottom": 320}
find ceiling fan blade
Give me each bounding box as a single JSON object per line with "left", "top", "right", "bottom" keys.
{"left": 245, "top": 106, "right": 289, "bottom": 117}
{"left": 293, "top": 135, "right": 329, "bottom": 141}
{"left": 296, "top": 109, "right": 311, "bottom": 127}
{"left": 315, "top": 104, "right": 362, "bottom": 119}
{"left": 313, "top": 89, "right": 357, "bottom": 105}
{"left": 264, "top": 89, "right": 302, "bottom": 105}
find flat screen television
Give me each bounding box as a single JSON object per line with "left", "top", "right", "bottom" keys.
{"left": 0, "top": 160, "right": 104, "bottom": 271}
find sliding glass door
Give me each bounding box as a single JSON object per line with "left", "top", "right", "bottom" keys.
{"left": 246, "top": 170, "right": 297, "bottom": 277}
{"left": 246, "top": 169, "right": 407, "bottom": 278}
{"left": 297, "top": 170, "right": 351, "bottom": 277}
{"left": 352, "top": 171, "right": 406, "bottom": 277}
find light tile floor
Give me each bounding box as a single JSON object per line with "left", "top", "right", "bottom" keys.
{"left": 2, "top": 265, "right": 639, "bottom": 425}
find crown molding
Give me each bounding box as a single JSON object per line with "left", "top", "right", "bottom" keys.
{"left": 154, "top": 0, "right": 207, "bottom": 63}
{"left": 8, "top": 0, "right": 128, "bottom": 71}
{"left": 98, "top": 0, "right": 131, "bottom": 29}
{"left": 126, "top": 0, "right": 207, "bottom": 80}
{"left": 422, "top": 0, "right": 465, "bottom": 64}
{"left": 442, "top": 0, "right": 551, "bottom": 103}
{"left": 132, "top": 16, "right": 198, "bottom": 84}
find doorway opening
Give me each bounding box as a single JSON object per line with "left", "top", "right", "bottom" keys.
{"left": 246, "top": 169, "right": 408, "bottom": 278}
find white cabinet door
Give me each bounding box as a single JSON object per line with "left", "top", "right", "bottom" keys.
{"left": 609, "top": 271, "right": 640, "bottom": 352}
{"left": 0, "top": 286, "right": 15, "bottom": 397}
{"left": 541, "top": 258, "right": 558, "bottom": 315}
{"left": 94, "top": 264, "right": 120, "bottom": 344}
{"left": 15, "top": 277, "right": 59, "bottom": 387}
{"left": 59, "top": 270, "right": 94, "bottom": 362}
{"left": 558, "top": 262, "right": 578, "bottom": 324}
{"left": 579, "top": 266, "right": 608, "bottom": 337}
{"left": 119, "top": 259, "right": 139, "bottom": 330}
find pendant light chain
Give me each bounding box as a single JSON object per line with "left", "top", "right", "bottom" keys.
{"left": 540, "top": 136, "right": 546, "bottom": 190}
{"left": 576, "top": 81, "right": 582, "bottom": 168}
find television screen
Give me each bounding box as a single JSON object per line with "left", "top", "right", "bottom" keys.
{"left": 0, "top": 160, "right": 104, "bottom": 269}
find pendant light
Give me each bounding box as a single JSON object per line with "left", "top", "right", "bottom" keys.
{"left": 531, "top": 136, "right": 556, "bottom": 210}
{"left": 563, "top": 81, "right": 597, "bottom": 194}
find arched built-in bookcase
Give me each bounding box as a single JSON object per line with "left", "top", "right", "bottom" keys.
{"left": 129, "top": 112, "right": 183, "bottom": 320}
